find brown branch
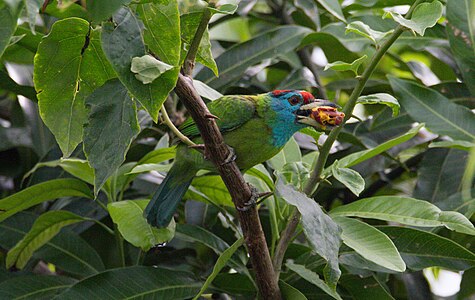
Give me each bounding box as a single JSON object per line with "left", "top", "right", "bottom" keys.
{"left": 174, "top": 74, "right": 281, "bottom": 299}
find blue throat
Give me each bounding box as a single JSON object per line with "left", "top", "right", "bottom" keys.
{"left": 269, "top": 101, "right": 305, "bottom": 148}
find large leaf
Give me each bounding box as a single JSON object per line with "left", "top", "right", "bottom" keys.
{"left": 0, "top": 1, "right": 21, "bottom": 59}
{"left": 285, "top": 261, "right": 342, "bottom": 300}
{"left": 326, "top": 124, "right": 423, "bottom": 173}
{"left": 193, "top": 237, "right": 244, "bottom": 300}
{"left": 0, "top": 213, "right": 105, "bottom": 276}
{"left": 136, "top": 0, "right": 180, "bottom": 66}
{"left": 186, "top": 175, "right": 234, "bottom": 207}
{"left": 389, "top": 77, "right": 475, "bottom": 141}
{"left": 384, "top": 0, "right": 443, "bottom": 36}
{"left": 34, "top": 18, "right": 115, "bottom": 157}
{"left": 56, "top": 266, "right": 201, "bottom": 299}
{"left": 195, "top": 26, "right": 311, "bottom": 89}
{"left": 83, "top": 79, "right": 140, "bottom": 195}
{"left": 0, "top": 275, "right": 76, "bottom": 299}
{"left": 413, "top": 148, "right": 467, "bottom": 203}
{"left": 332, "top": 216, "right": 405, "bottom": 272}
{"left": 345, "top": 21, "right": 394, "bottom": 47}
{"left": 331, "top": 161, "right": 365, "bottom": 196}
{"left": 446, "top": 0, "right": 475, "bottom": 95}
{"left": 0, "top": 179, "right": 92, "bottom": 222}
{"left": 357, "top": 93, "right": 400, "bottom": 117}
{"left": 276, "top": 180, "right": 342, "bottom": 289}
{"left": 108, "top": 200, "right": 175, "bottom": 251}
{"left": 24, "top": 158, "right": 94, "bottom": 185}
{"left": 330, "top": 196, "right": 475, "bottom": 235}
{"left": 379, "top": 226, "right": 475, "bottom": 271}
{"left": 6, "top": 211, "right": 86, "bottom": 269}
{"left": 101, "top": 7, "right": 178, "bottom": 122}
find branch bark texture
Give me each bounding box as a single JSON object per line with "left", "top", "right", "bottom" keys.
{"left": 174, "top": 74, "right": 281, "bottom": 299}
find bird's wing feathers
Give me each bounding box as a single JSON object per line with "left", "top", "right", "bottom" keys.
{"left": 179, "top": 95, "right": 257, "bottom": 139}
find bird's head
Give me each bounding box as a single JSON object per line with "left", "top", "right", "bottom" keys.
{"left": 268, "top": 90, "right": 345, "bottom": 130}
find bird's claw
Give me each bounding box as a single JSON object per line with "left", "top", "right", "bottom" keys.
{"left": 236, "top": 185, "right": 273, "bottom": 211}
{"left": 220, "top": 145, "right": 237, "bottom": 166}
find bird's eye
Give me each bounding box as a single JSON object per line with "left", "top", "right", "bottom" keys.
{"left": 288, "top": 96, "right": 300, "bottom": 105}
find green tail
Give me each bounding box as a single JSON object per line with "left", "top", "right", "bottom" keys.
{"left": 144, "top": 162, "right": 196, "bottom": 227}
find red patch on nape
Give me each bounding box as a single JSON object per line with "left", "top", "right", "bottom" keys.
{"left": 272, "top": 90, "right": 291, "bottom": 96}
{"left": 300, "top": 91, "right": 315, "bottom": 104}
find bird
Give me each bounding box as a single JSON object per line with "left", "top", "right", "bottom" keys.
{"left": 144, "top": 90, "right": 344, "bottom": 227}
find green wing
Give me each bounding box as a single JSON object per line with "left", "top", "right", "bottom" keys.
{"left": 179, "top": 95, "right": 257, "bottom": 139}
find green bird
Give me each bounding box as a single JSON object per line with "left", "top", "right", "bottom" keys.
{"left": 145, "top": 90, "right": 344, "bottom": 227}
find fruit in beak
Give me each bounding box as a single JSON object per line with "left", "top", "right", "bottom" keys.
{"left": 296, "top": 101, "right": 345, "bottom": 130}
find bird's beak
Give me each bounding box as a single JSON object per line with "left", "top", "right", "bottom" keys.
{"left": 296, "top": 99, "right": 345, "bottom": 130}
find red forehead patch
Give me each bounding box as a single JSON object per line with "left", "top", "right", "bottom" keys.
{"left": 300, "top": 91, "right": 315, "bottom": 104}
{"left": 272, "top": 90, "right": 291, "bottom": 96}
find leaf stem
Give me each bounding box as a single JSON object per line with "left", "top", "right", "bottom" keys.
{"left": 160, "top": 105, "right": 195, "bottom": 147}
{"left": 272, "top": 0, "right": 425, "bottom": 279}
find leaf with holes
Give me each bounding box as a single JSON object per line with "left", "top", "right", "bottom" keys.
{"left": 34, "top": 18, "right": 115, "bottom": 157}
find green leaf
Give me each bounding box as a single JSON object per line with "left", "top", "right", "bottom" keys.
{"left": 34, "top": 18, "right": 115, "bottom": 157}
{"left": 131, "top": 55, "right": 174, "bottom": 84}
{"left": 6, "top": 211, "right": 86, "bottom": 269}
{"left": 339, "top": 275, "right": 394, "bottom": 300}
{"left": 331, "top": 160, "right": 365, "bottom": 196}
{"left": 0, "top": 213, "right": 105, "bottom": 276}
{"left": 429, "top": 140, "right": 475, "bottom": 151}
{"left": 23, "top": 158, "right": 94, "bottom": 185}
{"left": 187, "top": 175, "right": 234, "bottom": 207}
{"left": 324, "top": 55, "right": 367, "bottom": 76}
{"left": 332, "top": 216, "right": 406, "bottom": 272}
{"left": 128, "top": 146, "right": 176, "bottom": 174}
{"left": 279, "top": 280, "right": 308, "bottom": 300}
{"left": 101, "top": 8, "right": 178, "bottom": 122}
{"left": 315, "top": 0, "right": 345, "bottom": 22}
{"left": 446, "top": 0, "right": 475, "bottom": 95}
{"left": 285, "top": 261, "right": 342, "bottom": 300}
{"left": 329, "top": 124, "right": 423, "bottom": 170}
{"left": 0, "top": 275, "right": 77, "bottom": 299}
{"left": 193, "top": 237, "right": 243, "bottom": 300}
{"left": 196, "top": 25, "right": 312, "bottom": 89}
{"left": 23, "top": 0, "right": 41, "bottom": 34}
{"left": 413, "top": 148, "right": 467, "bottom": 203}
{"left": 276, "top": 180, "right": 342, "bottom": 289}
{"left": 193, "top": 79, "right": 223, "bottom": 100}
{"left": 86, "top": 0, "right": 131, "bottom": 22}
{"left": 384, "top": 0, "right": 443, "bottom": 36}
{"left": 278, "top": 162, "right": 310, "bottom": 190}
{"left": 136, "top": 0, "right": 180, "bottom": 66}
{"left": 208, "top": 3, "right": 238, "bottom": 15}
{"left": 0, "top": 1, "right": 21, "bottom": 59}
{"left": 330, "top": 196, "right": 475, "bottom": 235}
{"left": 345, "top": 21, "right": 394, "bottom": 46}
{"left": 268, "top": 137, "right": 301, "bottom": 171}
{"left": 389, "top": 77, "right": 475, "bottom": 141}
{"left": 459, "top": 267, "right": 475, "bottom": 299}
{"left": 357, "top": 93, "right": 400, "bottom": 117}
{"left": 83, "top": 79, "right": 140, "bottom": 195}
{"left": 379, "top": 226, "right": 475, "bottom": 271}
{"left": 108, "top": 200, "right": 175, "bottom": 251}
{"left": 56, "top": 266, "right": 201, "bottom": 299}
{"left": 180, "top": 11, "right": 218, "bottom": 76}
{"left": 0, "top": 179, "right": 92, "bottom": 222}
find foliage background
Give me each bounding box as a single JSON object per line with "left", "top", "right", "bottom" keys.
{"left": 0, "top": 0, "right": 474, "bottom": 299}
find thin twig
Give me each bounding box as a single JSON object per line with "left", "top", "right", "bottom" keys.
{"left": 273, "top": 0, "right": 425, "bottom": 279}
{"left": 160, "top": 105, "right": 196, "bottom": 147}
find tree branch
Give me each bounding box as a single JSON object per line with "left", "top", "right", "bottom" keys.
{"left": 174, "top": 5, "right": 280, "bottom": 297}
{"left": 273, "top": 0, "right": 425, "bottom": 278}
{"left": 174, "top": 74, "right": 281, "bottom": 299}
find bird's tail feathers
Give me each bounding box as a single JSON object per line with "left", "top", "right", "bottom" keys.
{"left": 144, "top": 164, "right": 195, "bottom": 228}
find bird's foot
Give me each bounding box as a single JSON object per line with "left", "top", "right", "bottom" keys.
{"left": 236, "top": 184, "right": 273, "bottom": 211}
{"left": 220, "top": 145, "right": 237, "bottom": 166}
